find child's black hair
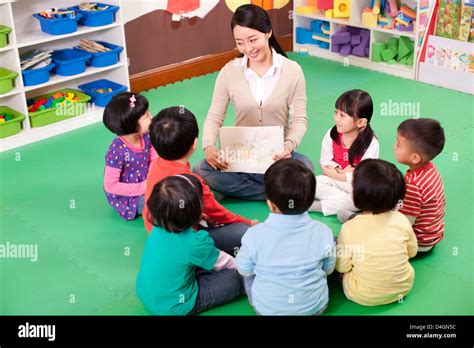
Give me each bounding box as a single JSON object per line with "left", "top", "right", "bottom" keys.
{"left": 398, "top": 118, "right": 445, "bottom": 161}
{"left": 103, "top": 92, "right": 149, "bottom": 135}
{"left": 149, "top": 106, "right": 199, "bottom": 161}
{"left": 331, "top": 89, "right": 375, "bottom": 167}
{"left": 231, "top": 4, "right": 288, "bottom": 58}
{"left": 264, "top": 158, "right": 316, "bottom": 215}
{"left": 352, "top": 159, "right": 406, "bottom": 214}
{"left": 146, "top": 174, "right": 203, "bottom": 233}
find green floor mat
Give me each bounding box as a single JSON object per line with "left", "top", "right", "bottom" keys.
{"left": 0, "top": 52, "right": 472, "bottom": 315}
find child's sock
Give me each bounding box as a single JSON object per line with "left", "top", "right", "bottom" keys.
{"left": 309, "top": 200, "right": 323, "bottom": 212}
{"left": 337, "top": 209, "right": 358, "bottom": 223}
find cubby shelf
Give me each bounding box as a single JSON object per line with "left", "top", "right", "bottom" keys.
{"left": 0, "top": 0, "right": 130, "bottom": 152}
{"left": 293, "top": 0, "right": 435, "bottom": 80}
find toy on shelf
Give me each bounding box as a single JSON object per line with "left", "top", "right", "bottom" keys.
{"left": 296, "top": 19, "right": 331, "bottom": 50}
{"left": 331, "top": 26, "right": 370, "bottom": 57}
{"left": 27, "top": 91, "right": 80, "bottom": 113}
{"left": 319, "top": 0, "right": 334, "bottom": 11}
{"left": 37, "top": 8, "right": 76, "bottom": 19}
{"left": 75, "top": 39, "right": 111, "bottom": 53}
{"left": 334, "top": 0, "right": 350, "bottom": 18}
{"left": 0, "top": 106, "right": 25, "bottom": 139}
{"left": 79, "top": 2, "right": 111, "bottom": 11}
{"left": 371, "top": 36, "right": 415, "bottom": 65}
{"left": 20, "top": 49, "right": 54, "bottom": 70}
{"left": 0, "top": 112, "right": 14, "bottom": 123}
{"left": 362, "top": 0, "right": 413, "bottom": 31}
{"left": 94, "top": 88, "right": 113, "bottom": 93}
{"left": 395, "top": 6, "right": 417, "bottom": 31}
{"left": 33, "top": 9, "right": 82, "bottom": 35}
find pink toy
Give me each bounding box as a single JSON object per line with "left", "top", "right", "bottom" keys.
{"left": 318, "top": 0, "right": 334, "bottom": 11}
{"left": 385, "top": 0, "right": 398, "bottom": 17}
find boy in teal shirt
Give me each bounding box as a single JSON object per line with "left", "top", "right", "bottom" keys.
{"left": 136, "top": 174, "right": 242, "bottom": 315}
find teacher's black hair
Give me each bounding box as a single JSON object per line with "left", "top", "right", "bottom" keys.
{"left": 231, "top": 4, "right": 288, "bottom": 58}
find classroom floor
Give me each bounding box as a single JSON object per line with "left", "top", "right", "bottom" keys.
{"left": 1, "top": 53, "right": 473, "bottom": 315}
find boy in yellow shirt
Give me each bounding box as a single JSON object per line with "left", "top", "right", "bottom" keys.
{"left": 336, "top": 159, "right": 418, "bottom": 306}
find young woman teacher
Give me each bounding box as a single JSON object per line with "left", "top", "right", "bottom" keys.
{"left": 194, "top": 4, "right": 314, "bottom": 201}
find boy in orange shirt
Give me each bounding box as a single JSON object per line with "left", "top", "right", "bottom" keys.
{"left": 143, "top": 106, "right": 257, "bottom": 254}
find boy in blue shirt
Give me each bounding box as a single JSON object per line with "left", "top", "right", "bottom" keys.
{"left": 236, "top": 159, "right": 336, "bottom": 315}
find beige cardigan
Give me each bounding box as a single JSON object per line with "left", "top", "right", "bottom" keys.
{"left": 202, "top": 56, "right": 308, "bottom": 152}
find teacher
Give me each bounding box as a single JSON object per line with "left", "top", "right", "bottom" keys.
{"left": 193, "top": 4, "right": 314, "bottom": 201}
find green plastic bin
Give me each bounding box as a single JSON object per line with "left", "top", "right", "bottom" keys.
{"left": 0, "top": 106, "right": 25, "bottom": 139}
{"left": 0, "top": 25, "right": 12, "bottom": 48}
{"left": 28, "top": 89, "right": 91, "bottom": 128}
{"left": 0, "top": 67, "right": 18, "bottom": 95}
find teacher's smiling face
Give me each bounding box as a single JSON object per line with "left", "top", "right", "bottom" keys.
{"left": 233, "top": 25, "right": 272, "bottom": 63}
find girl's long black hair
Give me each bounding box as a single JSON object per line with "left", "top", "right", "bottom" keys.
{"left": 231, "top": 4, "right": 288, "bottom": 58}
{"left": 331, "top": 90, "right": 375, "bottom": 167}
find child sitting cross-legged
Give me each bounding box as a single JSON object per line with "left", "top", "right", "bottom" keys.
{"left": 136, "top": 174, "right": 243, "bottom": 315}
{"left": 336, "top": 159, "right": 418, "bottom": 306}
{"left": 394, "top": 118, "right": 446, "bottom": 253}
{"left": 237, "top": 159, "right": 336, "bottom": 315}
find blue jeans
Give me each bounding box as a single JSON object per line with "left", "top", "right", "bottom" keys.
{"left": 137, "top": 195, "right": 145, "bottom": 215}
{"left": 189, "top": 268, "right": 244, "bottom": 315}
{"left": 201, "top": 223, "right": 249, "bottom": 255}
{"left": 193, "top": 152, "right": 315, "bottom": 201}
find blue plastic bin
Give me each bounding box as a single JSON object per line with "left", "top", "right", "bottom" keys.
{"left": 69, "top": 3, "right": 119, "bottom": 27}
{"left": 78, "top": 79, "right": 127, "bottom": 107}
{"left": 52, "top": 49, "right": 92, "bottom": 76}
{"left": 22, "top": 63, "right": 55, "bottom": 86}
{"left": 32, "top": 12, "right": 82, "bottom": 35}
{"left": 74, "top": 41, "right": 123, "bottom": 67}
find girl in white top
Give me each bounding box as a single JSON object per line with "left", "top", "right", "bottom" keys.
{"left": 309, "top": 90, "right": 379, "bottom": 219}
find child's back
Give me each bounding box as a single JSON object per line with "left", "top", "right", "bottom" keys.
{"left": 336, "top": 211, "right": 417, "bottom": 306}
{"left": 137, "top": 226, "right": 217, "bottom": 315}
{"left": 239, "top": 213, "right": 334, "bottom": 315}
{"left": 237, "top": 159, "right": 336, "bottom": 315}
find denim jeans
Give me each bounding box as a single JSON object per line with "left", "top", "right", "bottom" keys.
{"left": 137, "top": 195, "right": 145, "bottom": 215}
{"left": 193, "top": 152, "right": 315, "bottom": 201}
{"left": 201, "top": 223, "right": 249, "bottom": 256}
{"left": 189, "top": 268, "right": 244, "bottom": 315}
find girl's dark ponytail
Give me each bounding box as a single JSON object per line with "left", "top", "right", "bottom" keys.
{"left": 348, "top": 124, "right": 374, "bottom": 166}
{"left": 331, "top": 89, "right": 375, "bottom": 166}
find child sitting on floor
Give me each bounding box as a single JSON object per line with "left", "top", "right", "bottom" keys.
{"left": 136, "top": 174, "right": 243, "bottom": 315}
{"left": 103, "top": 92, "right": 157, "bottom": 221}
{"left": 237, "top": 159, "right": 336, "bottom": 315}
{"left": 336, "top": 159, "right": 418, "bottom": 306}
{"left": 143, "top": 106, "right": 257, "bottom": 254}
{"left": 394, "top": 118, "right": 446, "bottom": 253}
{"left": 309, "top": 89, "right": 379, "bottom": 223}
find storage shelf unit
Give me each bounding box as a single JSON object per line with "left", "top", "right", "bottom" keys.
{"left": 0, "top": 0, "right": 130, "bottom": 152}
{"left": 293, "top": 0, "right": 434, "bottom": 80}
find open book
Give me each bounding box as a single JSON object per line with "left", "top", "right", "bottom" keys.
{"left": 218, "top": 126, "right": 284, "bottom": 174}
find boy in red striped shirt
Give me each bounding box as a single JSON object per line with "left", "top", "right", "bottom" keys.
{"left": 393, "top": 118, "right": 446, "bottom": 253}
